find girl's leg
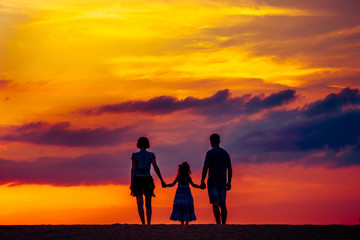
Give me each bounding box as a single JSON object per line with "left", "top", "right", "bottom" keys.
{"left": 181, "top": 220, "right": 184, "bottom": 225}
{"left": 136, "top": 196, "right": 145, "bottom": 225}
{"left": 185, "top": 221, "right": 189, "bottom": 225}
{"left": 145, "top": 195, "right": 152, "bottom": 225}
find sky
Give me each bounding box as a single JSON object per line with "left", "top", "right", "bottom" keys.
{"left": 0, "top": 0, "right": 360, "bottom": 225}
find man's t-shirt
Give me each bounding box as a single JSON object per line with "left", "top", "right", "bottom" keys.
{"left": 204, "top": 147, "right": 231, "bottom": 188}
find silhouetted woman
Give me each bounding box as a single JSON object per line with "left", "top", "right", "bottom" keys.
{"left": 130, "top": 137, "right": 165, "bottom": 224}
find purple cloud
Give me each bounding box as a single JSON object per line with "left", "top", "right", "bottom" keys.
{"left": 1, "top": 88, "right": 359, "bottom": 187}
{"left": 0, "top": 152, "right": 131, "bottom": 186}
{"left": 82, "top": 89, "right": 297, "bottom": 116}
{"left": 1, "top": 121, "right": 134, "bottom": 147}
{"left": 304, "top": 87, "right": 360, "bottom": 116}
{"left": 227, "top": 88, "right": 360, "bottom": 167}
{"left": 0, "top": 140, "right": 207, "bottom": 186}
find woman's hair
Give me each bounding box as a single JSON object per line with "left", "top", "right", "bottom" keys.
{"left": 137, "top": 137, "right": 150, "bottom": 149}
{"left": 178, "top": 162, "right": 191, "bottom": 178}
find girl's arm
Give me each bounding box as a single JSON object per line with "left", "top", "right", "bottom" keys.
{"left": 165, "top": 176, "right": 179, "bottom": 188}
{"left": 151, "top": 158, "right": 166, "bottom": 187}
{"left": 189, "top": 177, "right": 202, "bottom": 189}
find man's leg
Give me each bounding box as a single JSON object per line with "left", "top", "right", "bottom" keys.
{"left": 220, "top": 203, "right": 227, "bottom": 224}
{"left": 212, "top": 202, "right": 221, "bottom": 224}
{"left": 136, "top": 196, "right": 145, "bottom": 225}
{"left": 145, "top": 195, "right": 152, "bottom": 225}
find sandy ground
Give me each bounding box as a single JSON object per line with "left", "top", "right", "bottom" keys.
{"left": 0, "top": 224, "right": 359, "bottom": 240}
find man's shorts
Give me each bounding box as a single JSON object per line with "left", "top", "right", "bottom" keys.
{"left": 208, "top": 186, "right": 226, "bottom": 205}
{"left": 131, "top": 176, "right": 155, "bottom": 197}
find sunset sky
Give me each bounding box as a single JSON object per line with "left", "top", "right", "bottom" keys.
{"left": 1, "top": 0, "right": 360, "bottom": 225}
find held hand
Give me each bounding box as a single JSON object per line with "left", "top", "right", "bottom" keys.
{"left": 200, "top": 182, "right": 206, "bottom": 190}
{"left": 225, "top": 183, "right": 231, "bottom": 191}
{"left": 161, "top": 181, "right": 166, "bottom": 188}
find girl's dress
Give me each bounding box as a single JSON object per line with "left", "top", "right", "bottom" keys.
{"left": 170, "top": 177, "right": 196, "bottom": 222}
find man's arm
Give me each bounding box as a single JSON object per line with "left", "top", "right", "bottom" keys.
{"left": 200, "top": 163, "right": 209, "bottom": 189}
{"left": 226, "top": 157, "right": 232, "bottom": 191}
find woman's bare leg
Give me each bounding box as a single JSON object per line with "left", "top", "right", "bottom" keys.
{"left": 145, "top": 195, "right": 152, "bottom": 225}
{"left": 136, "top": 196, "right": 145, "bottom": 225}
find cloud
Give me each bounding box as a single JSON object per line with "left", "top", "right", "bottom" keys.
{"left": 83, "top": 89, "right": 297, "bottom": 116}
{"left": 0, "top": 152, "right": 131, "bottom": 186}
{"left": 207, "top": 15, "right": 358, "bottom": 41}
{"left": 304, "top": 87, "right": 360, "bottom": 116}
{"left": 245, "top": 89, "right": 297, "bottom": 113}
{"left": 0, "top": 140, "right": 207, "bottom": 186}
{"left": 1, "top": 121, "right": 134, "bottom": 147}
{"left": 1, "top": 88, "right": 359, "bottom": 187}
{"left": 202, "top": 11, "right": 360, "bottom": 69}
{"left": 228, "top": 87, "right": 360, "bottom": 167}
{"left": 259, "top": 0, "right": 360, "bottom": 15}
{"left": 236, "top": 110, "right": 360, "bottom": 152}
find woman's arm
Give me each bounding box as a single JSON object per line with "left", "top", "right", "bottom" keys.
{"left": 165, "top": 176, "right": 179, "bottom": 188}
{"left": 151, "top": 158, "right": 166, "bottom": 187}
{"left": 189, "top": 177, "right": 202, "bottom": 189}
{"left": 130, "top": 159, "right": 136, "bottom": 191}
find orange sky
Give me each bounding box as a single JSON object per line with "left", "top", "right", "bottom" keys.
{"left": 1, "top": 164, "right": 359, "bottom": 225}
{"left": 0, "top": 0, "right": 360, "bottom": 225}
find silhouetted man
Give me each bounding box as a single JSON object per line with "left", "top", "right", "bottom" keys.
{"left": 201, "top": 133, "right": 232, "bottom": 224}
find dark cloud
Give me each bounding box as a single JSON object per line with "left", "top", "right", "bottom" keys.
{"left": 245, "top": 89, "right": 296, "bottom": 113}
{"left": 1, "top": 121, "right": 134, "bottom": 147}
{"left": 304, "top": 87, "right": 360, "bottom": 116}
{"left": 228, "top": 88, "right": 360, "bottom": 167}
{"left": 83, "top": 89, "right": 297, "bottom": 116}
{"left": 0, "top": 152, "right": 131, "bottom": 186}
{"left": 236, "top": 110, "right": 360, "bottom": 152}
{"left": 0, "top": 141, "right": 207, "bottom": 186}
{"left": 1, "top": 88, "right": 359, "bottom": 187}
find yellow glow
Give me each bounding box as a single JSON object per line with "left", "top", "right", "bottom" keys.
{"left": 0, "top": 0, "right": 340, "bottom": 124}
{"left": 0, "top": 184, "right": 130, "bottom": 214}
{"left": 2, "top": 0, "right": 313, "bottom": 82}
{"left": 0, "top": 184, "right": 135, "bottom": 224}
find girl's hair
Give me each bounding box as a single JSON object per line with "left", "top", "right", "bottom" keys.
{"left": 177, "top": 162, "right": 191, "bottom": 178}
{"left": 137, "top": 137, "right": 150, "bottom": 149}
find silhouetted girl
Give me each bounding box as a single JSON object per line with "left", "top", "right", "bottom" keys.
{"left": 165, "top": 162, "right": 201, "bottom": 224}
{"left": 130, "top": 137, "right": 165, "bottom": 225}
